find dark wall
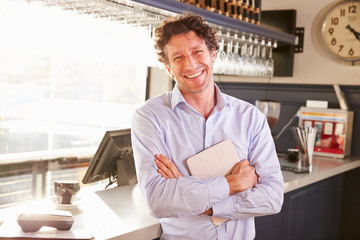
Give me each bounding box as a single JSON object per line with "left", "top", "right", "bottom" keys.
{"left": 261, "top": 10, "right": 297, "bottom": 77}
{"left": 217, "top": 82, "right": 360, "bottom": 156}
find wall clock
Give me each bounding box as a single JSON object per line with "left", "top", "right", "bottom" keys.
{"left": 321, "top": 0, "right": 360, "bottom": 63}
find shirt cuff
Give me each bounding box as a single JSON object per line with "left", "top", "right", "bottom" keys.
{"left": 205, "top": 176, "right": 229, "bottom": 206}
{"left": 212, "top": 196, "right": 234, "bottom": 219}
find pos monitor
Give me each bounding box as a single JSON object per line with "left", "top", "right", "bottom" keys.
{"left": 82, "top": 128, "right": 137, "bottom": 188}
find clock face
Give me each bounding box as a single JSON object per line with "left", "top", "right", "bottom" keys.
{"left": 322, "top": 0, "right": 360, "bottom": 61}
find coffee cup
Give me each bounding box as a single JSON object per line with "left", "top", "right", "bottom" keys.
{"left": 54, "top": 180, "right": 80, "bottom": 205}
{"left": 287, "top": 148, "right": 299, "bottom": 162}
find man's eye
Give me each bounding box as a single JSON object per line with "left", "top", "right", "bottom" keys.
{"left": 195, "top": 50, "right": 203, "bottom": 54}
{"left": 173, "top": 56, "right": 182, "bottom": 61}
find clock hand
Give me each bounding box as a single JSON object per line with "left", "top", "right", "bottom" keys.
{"left": 346, "top": 24, "right": 360, "bottom": 41}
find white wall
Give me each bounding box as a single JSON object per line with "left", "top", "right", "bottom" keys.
{"left": 148, "top": 67, "right": 173, "bottom": 99}
{"left": 261, "top": 0, "right": 360, "bottom": 85}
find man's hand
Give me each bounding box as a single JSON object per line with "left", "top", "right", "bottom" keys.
{"left": 154, "top": 154, "right": 212, "bottom": 216}
{"left": 154, "top": 154, "right": 183, "bottom": 179}
{"left": 225, "top": 159, "right": 258, "bottom": 195}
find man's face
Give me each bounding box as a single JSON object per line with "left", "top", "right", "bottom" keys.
{"left": 164, "top": 31, "right": 216, "bottom": 95}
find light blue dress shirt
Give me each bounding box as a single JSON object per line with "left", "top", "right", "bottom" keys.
{"left": 131, "top": 84, "right": 284, "bottom": 240}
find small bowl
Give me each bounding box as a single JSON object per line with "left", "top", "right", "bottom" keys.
{"left": 287, "top": 148, "right": 299, "bottom": 162}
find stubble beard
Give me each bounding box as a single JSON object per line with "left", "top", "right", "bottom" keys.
{"left": 176, "top": 66, "right": 214, "bottom": 95}
{"left": 177, "top": 76, "right": 211, "bottom": 94}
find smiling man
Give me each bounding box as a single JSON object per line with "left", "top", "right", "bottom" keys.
{"left": 131, "top": 13, "right": 284, "bottom": 240}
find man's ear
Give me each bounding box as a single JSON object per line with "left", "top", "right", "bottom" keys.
{"left": 211, "top": 50, "right": 217, "bottom": 63}
{"left": 164, "top": 65, "right": 174, "bottom": 79}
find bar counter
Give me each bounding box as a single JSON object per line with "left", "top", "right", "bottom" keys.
{"left": 0, "top": 155, "right": 359, "bottom": 240}
{"left": 280, "top": 155, "right": 360, "bottom": 193}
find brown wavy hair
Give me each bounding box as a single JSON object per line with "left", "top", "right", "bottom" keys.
{"left": 154, "top": 13, "right": 219, "bottom": 65}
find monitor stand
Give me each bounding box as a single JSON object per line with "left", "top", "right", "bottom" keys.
{"left": 116, "top": 152, "right": 137, "bottom": 187}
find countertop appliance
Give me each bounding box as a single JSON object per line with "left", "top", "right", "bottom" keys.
{"left": 298, "top": 107, "right": 354, "bottom": 158}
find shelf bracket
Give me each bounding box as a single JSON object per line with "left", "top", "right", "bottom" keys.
{"left": 294, "top": 27, "right": 304, "bottom": 53}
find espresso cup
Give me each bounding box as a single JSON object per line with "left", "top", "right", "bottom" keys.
{"left": 54, "top": 180, "right": 80, "bottom": 205}
{"left": 287, "top": 148, "right": 299, "bottom": 162}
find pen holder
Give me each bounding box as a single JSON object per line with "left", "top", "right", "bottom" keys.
{"left": 298, "top": 151, "right": 311, "bottom": 172}
{"left": 291, "top": 127, "right": 317, "bottom": 173}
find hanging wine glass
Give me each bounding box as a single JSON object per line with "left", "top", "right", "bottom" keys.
{"left": 259, "top": 39, "right": 267, "bottom": 76}
{"left": 232, "top": 41, "right": 241, "bottom": 76}
{"left": 229, "top": 33, "right": 240, "bottom": 76}
{"left": 239, "top": 35, "right": 248, "bottom": 76}
{"left": 247, "top": 37, "right": 256, "bottom": 76}
{"left": 266, "top": 40, "right": 274, "bottom": 77}
{"left": 215, "top": 34, "right": 227, "bottom": 74}
{"left": 254, "top": 37, "right": 262, "bottom": 77}
{"left": 225, "top": 39, "right": 233, "bottom": 75}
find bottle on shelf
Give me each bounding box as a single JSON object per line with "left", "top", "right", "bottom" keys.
{"left": 214, "top": 0, "right": 222, "bottom": 14}
{"left": 248, "top": 0, "right": 254, "bottom": 24}
{"left": 179, "top": 0, "right": 261, "bottom": 25}
{"left": 236, "top": 0, "right": 242, "bottom": 21}
{"left": 223, "top": 0, "right": 230, "bottom": 17}
{"left": 241, "top": 0, "right": 249, "bottom": 23}
{"left": 253, "top": 0, "right": 261, "bottom": 25}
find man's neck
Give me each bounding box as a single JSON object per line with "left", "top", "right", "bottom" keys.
{"left": 182, "top": 83, "right": 216, "bottom": 120}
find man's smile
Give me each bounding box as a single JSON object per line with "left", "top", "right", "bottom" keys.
{"left": 184, "top": 70, "right": 204, "bottom": 79}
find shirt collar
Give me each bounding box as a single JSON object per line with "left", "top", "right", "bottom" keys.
{"left": 170, "top": 83, "right": 230, "bottom": 111}
{"left": 170, "top": 83, "right": 186, "bottom": 110}
{"left": 214, "top": 83, "right": 229, "bottom": 111}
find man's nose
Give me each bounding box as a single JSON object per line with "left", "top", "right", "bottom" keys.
{"left": 184, "top": 55, "right": 196, "bottom": 69}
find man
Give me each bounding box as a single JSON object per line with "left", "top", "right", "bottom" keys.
{"left": 131, "top": 13, "right": 284, "bottom": 240}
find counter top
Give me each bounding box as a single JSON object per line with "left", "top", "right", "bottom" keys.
{"left": 0, "top": 184, "right": 161, "bottom": 240}
{"left": 280, "top": 155, "right": 360, "bottom": 193}
{"left": 1, "top": 155, "right": 359, "bottom": 240}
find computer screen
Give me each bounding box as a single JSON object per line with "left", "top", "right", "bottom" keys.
{"left": 82, "top": 128, "right": 136, "bottom": 187}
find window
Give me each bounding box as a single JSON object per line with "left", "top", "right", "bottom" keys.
{"left": 0, "top": 0, "right": 156, "bottom": 207}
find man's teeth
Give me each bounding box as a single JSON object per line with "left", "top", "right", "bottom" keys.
{"left": 186, "top": 71, "right": 202, "bottom": 78}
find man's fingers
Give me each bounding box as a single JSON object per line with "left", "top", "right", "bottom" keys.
{"left": 157, "top": 168, "right": 170, "bottom": 179}
{"left": 155, "top": 154, "right": 173, "bottom": 174}
{"left": 240, "top": 159, "right": 250, "bottom": 166}
{"left": 232, "top": 159, "right": 251, "bottom": 174}
{"left": 155, "top": 154, "right": 173, "bottom": 168}
{"left": 154, "top": 154, "right": 183, "bottom": 178}
{"left": 155, "top": 159, "right": 174, "bottom": 178}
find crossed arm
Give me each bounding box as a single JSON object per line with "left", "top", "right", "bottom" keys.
{"left": 154, "top": 154, "right": 258, "bottom": 216}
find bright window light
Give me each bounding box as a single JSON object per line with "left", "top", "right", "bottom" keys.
{"left": 0, "top": 0, "right": 156, "bottom": 163}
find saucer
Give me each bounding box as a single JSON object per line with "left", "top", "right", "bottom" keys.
{"left": 55, "top": 203, "right": 78, "bottom": 210}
